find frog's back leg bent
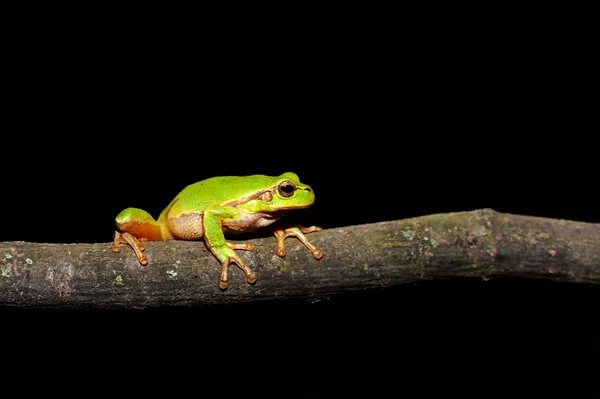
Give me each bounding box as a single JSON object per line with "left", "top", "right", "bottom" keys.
{"left": 112, "top": 207, "right": 164, "bottom": 265}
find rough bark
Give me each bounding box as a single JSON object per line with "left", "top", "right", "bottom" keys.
{"left": 1, "top": 208, "right": 598, "bottom": 310}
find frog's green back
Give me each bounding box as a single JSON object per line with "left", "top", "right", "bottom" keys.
{"left": 163, "top": 174, "right": 287, "bottom": 217}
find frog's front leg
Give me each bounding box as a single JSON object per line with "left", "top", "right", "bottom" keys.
{"left": 274, "top": 225, "right": 324, "bottom": 259}
{"left": 203, "top": 206, "right": 257, "bottom": 290}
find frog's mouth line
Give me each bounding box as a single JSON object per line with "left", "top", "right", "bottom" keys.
{"left": 251, "top": 206, "right": 310, "bottom": 219}
{"left": 264, "top": 204, "right": 312, "bottom": 215}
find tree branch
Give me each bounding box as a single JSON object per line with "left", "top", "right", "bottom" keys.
{"left": 1, "top": 208, "right": 598, "bottom": 310}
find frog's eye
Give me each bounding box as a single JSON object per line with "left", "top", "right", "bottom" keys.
{"left": 277, "top": 180, "right": 296, "bottom": 198}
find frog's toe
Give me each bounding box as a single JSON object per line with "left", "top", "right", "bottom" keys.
{"left": 312, "top": 249, "right": 324, "bottom": 260}
{"left": 219, "top": 279, "right": 228, "bottom": 290}
{"left": 218, "top": 259, "right": 231, "bottom": 290}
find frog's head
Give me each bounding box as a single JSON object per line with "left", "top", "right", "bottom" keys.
{"left": 238, "top": 172, "right": 315, "bottom": 214}
{"left": 270, "top": 172, "right": 315, "bottom": 209}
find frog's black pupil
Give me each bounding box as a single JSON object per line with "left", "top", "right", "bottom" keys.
{"left": 278, "top": 181, "right": 296, "bottom": 197}
{"left": 282, "top": 184, "right": 293, "bottom": 193}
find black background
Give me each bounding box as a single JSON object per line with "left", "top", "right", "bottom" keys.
{"left": 2, "top": 9, "right": 598, "bottom": 398}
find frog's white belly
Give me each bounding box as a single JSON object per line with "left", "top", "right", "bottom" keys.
{"left": 165, "top": 210, "right": 286, "bottom": 240}
{"left": 222, "top": 210, "right": 286, "bottom": 234}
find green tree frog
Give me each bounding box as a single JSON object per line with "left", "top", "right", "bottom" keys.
{"left": 112, "top": 172, "right": 323, "bottom": 289}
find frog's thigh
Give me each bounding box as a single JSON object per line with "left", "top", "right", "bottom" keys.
{"left": 166, "top": 212, "right": 205, "bottom": 240}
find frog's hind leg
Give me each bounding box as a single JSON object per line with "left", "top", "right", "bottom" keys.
{"left": 112, "top": 231, "right": 149, "bottom": 266}
{"left": 112, "top": 207, "right": 163, "bottom": 266}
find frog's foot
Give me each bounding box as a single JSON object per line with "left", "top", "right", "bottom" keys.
{"left": 274, "top": 225, "right": 323, "bottom": 259}
{"left": 112, "top": 231, "right": 149, "bottom": 266}
{"left": 216, "top": 245, "right": 257, "bottom": 290}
